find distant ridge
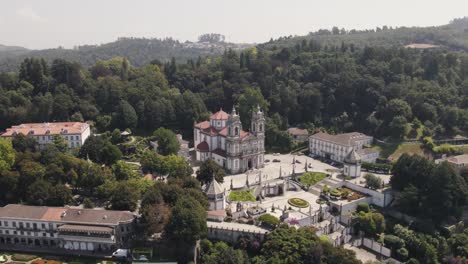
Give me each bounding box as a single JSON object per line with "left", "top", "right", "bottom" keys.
{"left": 0, "top": 37, "right": 253, "bottom": 72}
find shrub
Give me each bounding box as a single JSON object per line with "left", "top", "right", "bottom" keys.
{"left": 357, "top": 203, "right": 370, "bottom": 213}
{"left": 258, "top": 213, "right": 280, "bottom": 228}
{"left": 83, "top": 198, "right": 95, "bottom": 209}
{"left": 329, "top": 189, "right": 341, "bottom": 197}
{"left": 383, "top": 234, "right": 405, "bottom": 249}
{"left": 364, "top": 173, "right": 382, "bottom": 190}
{"left": 396, "top": 247, "right": 409, "bottom": 261}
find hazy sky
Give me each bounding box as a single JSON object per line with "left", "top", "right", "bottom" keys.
{"left": 0, "top": 0, "right": 467, "bottom": 49}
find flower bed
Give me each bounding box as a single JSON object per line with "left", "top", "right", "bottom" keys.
{"left": 288, "top": 198, "right": 310, "bottom": 208}
{"left": 11, "top": 254, "right": 37, "bottom": 262}
{"left": 228, "top": 190, "right": 256, "bottom": 202}
{"left": 32, "top": 260, "right": 61, "bottom": 264}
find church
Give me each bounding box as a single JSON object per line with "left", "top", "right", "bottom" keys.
{"left": 194, "top": 106, "right": 265, "bottom": 174}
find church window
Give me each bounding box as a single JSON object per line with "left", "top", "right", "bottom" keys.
{"left": 235, "top": 127, "right": 239, "bottom": 136}
{"left": 253, "top": 124, "right": 256, "bottom": 132}
{"left": 259, "top": 124, "right": 263, "bottom": 132}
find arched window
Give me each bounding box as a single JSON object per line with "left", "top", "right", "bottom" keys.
{"left": 259, "top": 124, "right": 263, "bottom": 132}
{"left": 252, "top": 124, "right": 256, "bottom": 132}
{"left": 235, "top": 127, "right": 239, "bottom": 136}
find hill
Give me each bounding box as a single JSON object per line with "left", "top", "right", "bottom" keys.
{"left": 260, "top": 17, "right": 468, "bottom": 51}
{"left": 0, "top": 44, "right": 30, "bottom": 59}
{"left": 0, "top": 37, "right": 253, "bottom": 72}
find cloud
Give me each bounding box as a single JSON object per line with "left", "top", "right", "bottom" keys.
{"left": 16, "top": 5, "right": 44, "bottom": 22}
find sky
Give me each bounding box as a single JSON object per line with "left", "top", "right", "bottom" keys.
{"left": 0, "top": 0, "right": 467, "bottom": 50}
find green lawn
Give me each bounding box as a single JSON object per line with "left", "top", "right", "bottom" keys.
{"left": 228, "top": 190, "right": 256, "bottom": 202}
{"left": 388, "top": 143, "right": 424, "bottom": 161}
{"left": 299, "top": 172, "right": 327, "bottom": 186}
{"left": 374, "top": 142, "right": 424, "bottom": 161}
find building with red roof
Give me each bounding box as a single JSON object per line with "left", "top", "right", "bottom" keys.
{"left": 194, "top": 106, "right": 265, "bottom": 174}
{"left": 1, "top": 122, "right": 90, "bottom": 149}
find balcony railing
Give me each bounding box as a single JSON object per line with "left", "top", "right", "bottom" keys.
{"left": 58, "top": 234, "right": 115, "bottom": 243}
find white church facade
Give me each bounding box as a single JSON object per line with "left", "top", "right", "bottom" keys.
{"left": 194, "top": 106, "right": 265, "bottom": 174}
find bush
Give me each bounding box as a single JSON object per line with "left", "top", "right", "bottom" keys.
{"left": 258, "top": 213, "right": 280, "bottom": 228}
{"left": 357, "top": 203, "right": 370, "bottom": 213}
{"left": 364, "top": 173, "right": 382, "bottom": 190}
{"left": 83, "top": 198, "right": 95, "bottom": 208}
{"left": 383, "top": 234, "right": 405, "bottom": 249}
{"left": 329, "top": 189, "right": 341, "bottom": 197}
{"left": 396, "top": 247, "right": 409, "bottom": 261}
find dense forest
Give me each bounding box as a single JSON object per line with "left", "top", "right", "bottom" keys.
{"left": 1, "top": 34, "right": 467, "bottom": 153}
{"left": 0, "top": 37, "right": 252, "bottom": 72}
{"left": 263, "top": 17, "right": 468, "bottom": 51}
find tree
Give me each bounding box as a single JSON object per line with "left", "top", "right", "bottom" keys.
{"left": 388, "top": 116, "right": 408, "bottom": 139}
{"left": 112, "top": 160, "right": 137, "bottom": 181}
{"left": 357, "top": 212, "right": 385, "bottom": 237}
{"left": 165, "top": 196, "right": 207, "bottom": 241}
{"left": 113, "top": 100, "right": 138, "bottom": 129}
{"left": 364, "top": 173, "right": 383, "bottom": 190}
{"left": 141, "top": 202, "right": 171, "bottom": 236}
{"left": 196, "top": 159, "right": 225, "bottom": 185}
{"left": 152, "top": 127, "right": 179, "bottom": 155}
{"left": 258, "top": 213, "right": 280, "bottom": 228}
{"left": 110, "top": 181, "right": 140, "bottom": 211}
{"left": 12, "top": 134, "right": 37, "bottom": 152}
{"left": 83, "top": 198, "right": 95, "bottom": 209}
{"left": 0, "top": 138, "right": 15, "bottom": 174}
{"left": 100, "top": 143, "right": 122, "bottom": 166}
{"left": 26, "top": 180, "right": 52, "bottom": 206}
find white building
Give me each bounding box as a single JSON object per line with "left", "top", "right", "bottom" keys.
{"left": 436, "top": 154, "right": 468, "bottom": 169}
{"left": 309, "top": 132, "right": 376, "bottom": 163}
{"left": 194, "top": 107, "right": 265, "bottom": 174}
{"left": 343, "top": 150, "right": 362, "bottom": 178}
{"left": 0, "top": 204, "right": 134, "bottom": 252}
{"left": 1, "top": 122, "right": 91, "bottom": 149}
{"left": 287, "top": 127, "right": 309, "bottom": 142}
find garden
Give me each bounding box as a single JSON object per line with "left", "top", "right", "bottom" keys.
{"left": 298, "top": 172, "right": 328, "bottom": 186}
{"left": 228, "top": 190, "right": 256, "bottom": 202}
{"left": 322, "top": 186, "right": 364, "bottom": 201}
{"left": 287, "top": 198, "right": 310, "bottom": 208}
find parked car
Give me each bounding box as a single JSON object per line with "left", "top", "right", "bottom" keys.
{"left": 265, "top": 159, "right": 270, "bottom": 163}
{"left": 138, "top": 255, "right": 149, "bottom": 262}
{"left": 112, "top": 249, "right": 130, "bottom": 260}
{"left": 273, "top": 159, "right": 281, "bottom": 162}
{"left": 295, "top": 160, "right": 301, "bottom": 164}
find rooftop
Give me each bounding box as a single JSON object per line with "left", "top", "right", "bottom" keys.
{"left": 287, "top": 127, "right": 309, "bottom": 136}
{"left": 447, "top": 154, "right": 468, "bottom": 165}
{"left": 210, "top": 109, "right": 229, "bottom": 120}
{"left": 204, "top": 179, "right": 224, "bottom": 195}
{"left": 310, "top": 132, "right": 372, "bottom": 146}
{"left": 1, "top": 122, "right": 89, "bottom": 137}
{"left": 0, "top": 204, "right": 134, "bottom": 225}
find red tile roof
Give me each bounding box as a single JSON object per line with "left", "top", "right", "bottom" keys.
{"left": 210, "top": 109, "right": 229, "bottom": 120}
{"left": 194, "top": 121, "right": 210, "bottom": 129}
{"left": 1, "top": 122, "right": 89, "bottom": 137}
{"left": 196, "top": 141, "right": 209, "bottom": 152}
